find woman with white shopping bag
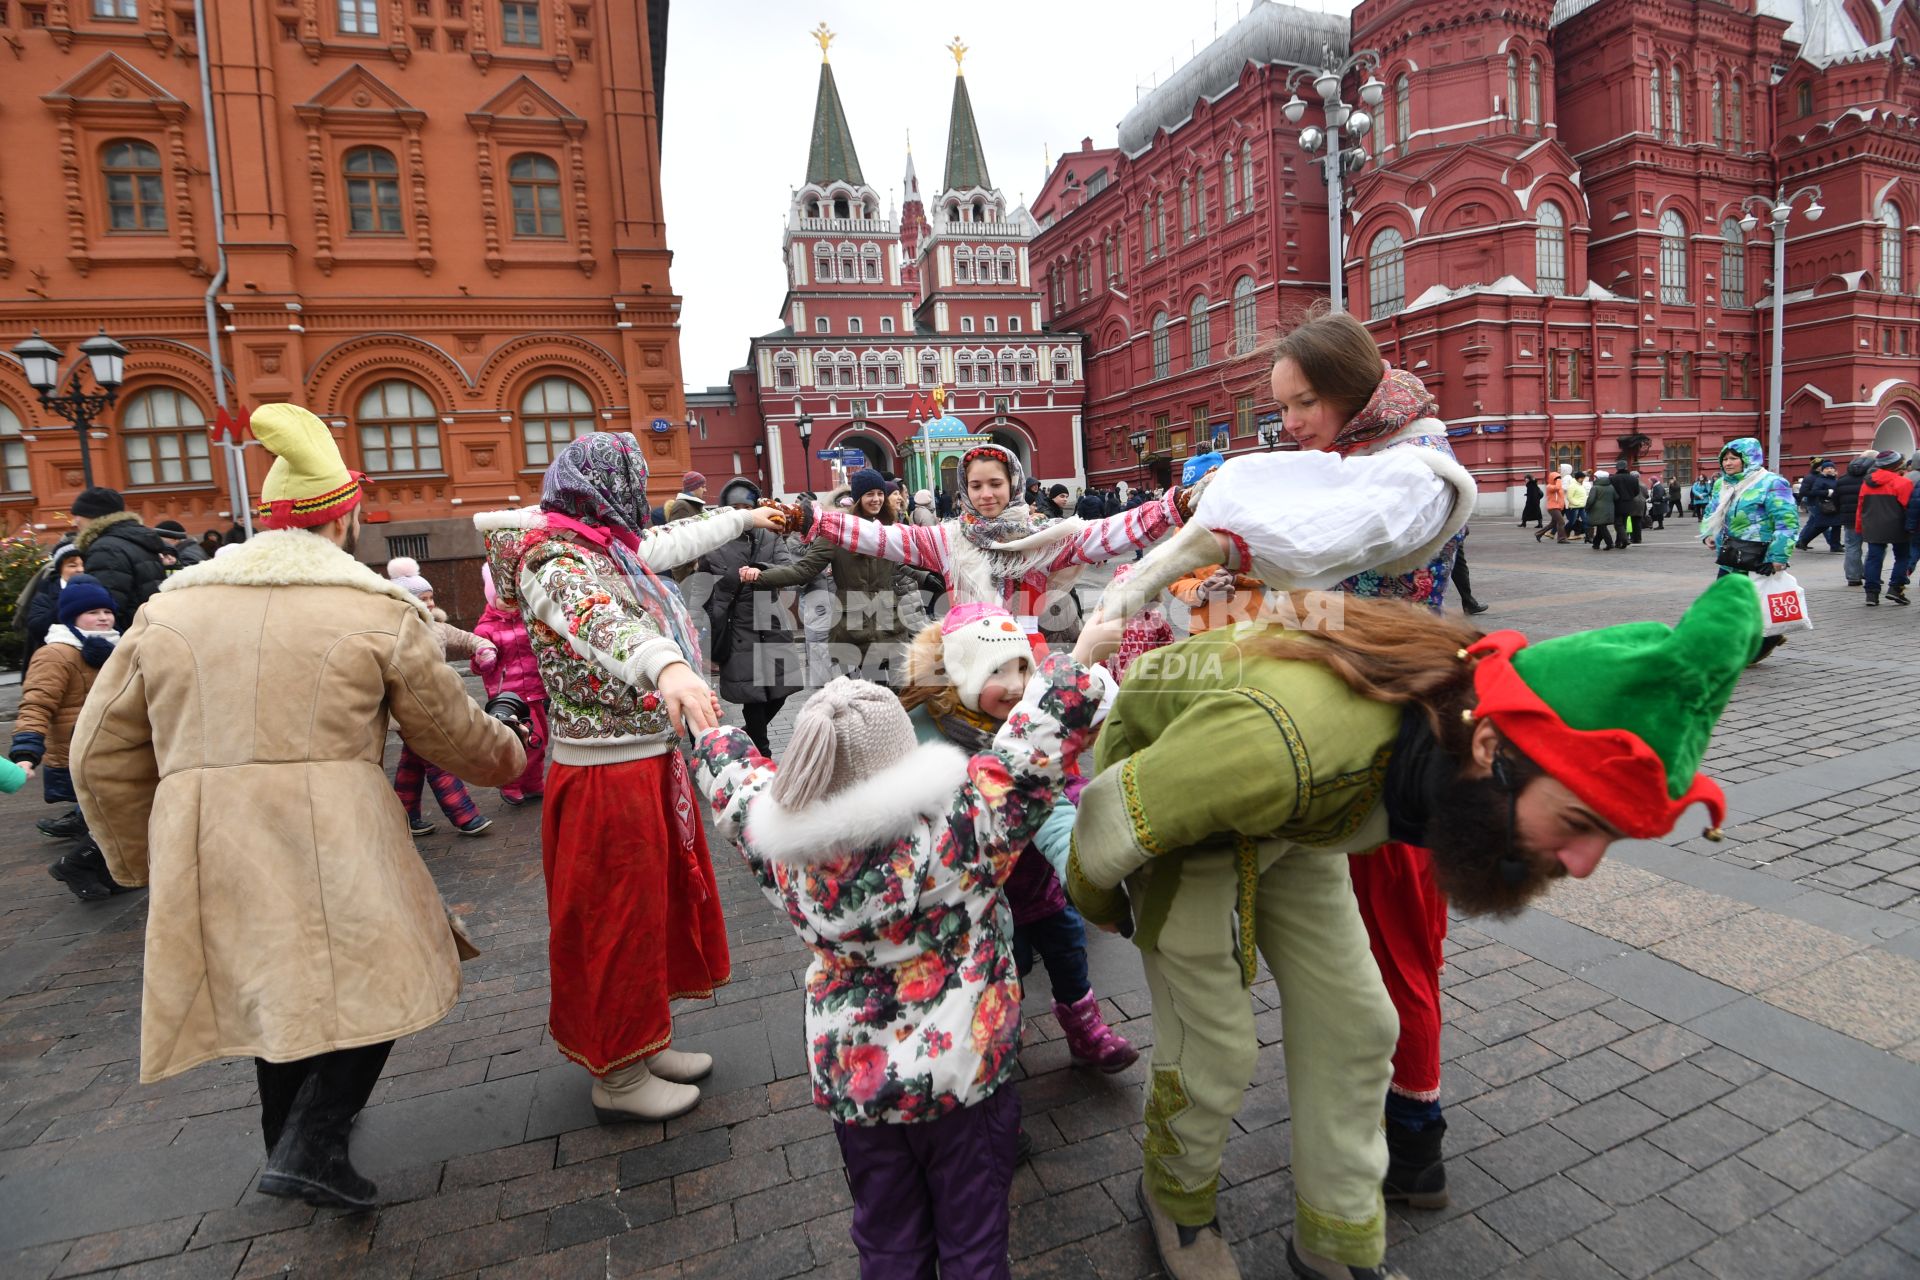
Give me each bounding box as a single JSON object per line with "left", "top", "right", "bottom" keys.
{"left": 1700, "top": 436, "right": 1802, "bottom": 662}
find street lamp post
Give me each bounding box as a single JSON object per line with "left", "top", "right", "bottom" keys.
{"left": 1284, "top": 48, "right": 1385, "bottom": 315}
{"left": 796, "top": 414, "right": 815, "bottom": 494}
{"left": 11, "top": 328, "right": 127, "bottom": 490}
{"left": 1739, "top": 186, "right": 1824, "bottom": 473}
{"left": 1259, "top": 419, "right": 1286, "bottom": 450}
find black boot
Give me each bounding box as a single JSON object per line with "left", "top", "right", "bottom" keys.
{"left": 48, "top": 843, "right": 114, "bottom": 902}
{"left": 1383, "top": 1116, "right": 1448, "bottom": 1210}
{"left": 37, "top": 807, "right": 88, "bottom": 840}
{"left": 1749, "top": 635, "right": 1787, "bottom": 665}
{"left": 1460, "top": 597, "right": 1489, "bottom": 616}
{"left": 258, "top": 1074, "right": 379, "bottom": 1210}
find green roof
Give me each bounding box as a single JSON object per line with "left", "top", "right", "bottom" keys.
{"left": 942, "top": 73, "right": 992, "bottom": 192}
{"left": 806, "top": 63, "right": 865, "bottom": 186}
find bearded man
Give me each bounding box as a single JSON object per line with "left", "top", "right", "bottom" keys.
{"left": 1067, "top": 577, "right": 1757, "bottom": 1280}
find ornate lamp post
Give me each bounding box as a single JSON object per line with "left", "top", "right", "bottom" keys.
{"left": 796, "top": 413, "right": 815, "bottom": 493}
{"left": 1738, "top": 186, "right": 1823, "bottom": 473}
{"left": 1259, "top": 418, "right": 1287, "bottom": 450}
{"left": 1283, "top": 48, "right": 1385, "bottom": 315}
{"left": 11, "top": 328, "right": 127, "bottom": 489}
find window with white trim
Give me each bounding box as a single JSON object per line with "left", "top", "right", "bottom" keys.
{"left": 120, "top": 387, "right": 212, "bottom": 487}
{"left": 520, "top": 376, "right": 594, "bottom": 469}
{"left": 357, "top": 380, "right": 441, "bottom": 475}
{"left": 1232, "top": 275, "right": 1258, "bottom": 355}
{"left": 1536, "top": 201, "right": 1566, "bottom": 296}
{"left": 1188, "top": 295, "right": 1211, "bottom": 368}
{"left": 1151, "top": 311, "right": 1170, "bottom": 380}
{"left": 1659, "top": 210, "right": 1689, "bottom": 303}
{"left": 0, "top": 402, "right": 27, "bottom": 493}
{"left": 338, "top": 0, "right": 379, "bottom": 35}
{"left": 1881, "top": 203, "right": 1903, "bottom": 293}
{"left": 1720, "top": 219, "right": 1746, "bottom": 308}
{"left": 1369, "top": 229, "right": 1405, "bottom": 317}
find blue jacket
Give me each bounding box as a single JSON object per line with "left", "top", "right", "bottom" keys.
{"left": 1699, "top": 438, "right": 1799, "bottom": 565}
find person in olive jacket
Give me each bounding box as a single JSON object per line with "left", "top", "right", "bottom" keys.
{"left": 741, "top": 469, "right": 929, "bottom": 688}
{"left": 1586, "top": 469, "right": 1619, "bottom": 549}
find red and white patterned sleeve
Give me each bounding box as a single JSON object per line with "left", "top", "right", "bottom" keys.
{"left": 812, "top": 510, "right": 951, "bottom": 575}
{"left": 1045, "top": 488, "right": 1184, "bottom": 572}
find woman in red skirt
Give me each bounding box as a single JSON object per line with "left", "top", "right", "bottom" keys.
{"left": 477, "top": 432, "right": 787, "bottom": 1120}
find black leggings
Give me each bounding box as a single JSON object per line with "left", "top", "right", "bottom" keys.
{"left": 255, "top": 1040, "right": 393, "bottom": 1155}
{"left": 742, "top": 697, "right": 789, "bottom": 757}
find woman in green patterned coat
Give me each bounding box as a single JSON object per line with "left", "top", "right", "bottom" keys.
{"left": 1066, "top": 579, "right": 1759, "bottom": 1280}
{"left": 1699, "top": 436, "right": 1798, "bottom": 661}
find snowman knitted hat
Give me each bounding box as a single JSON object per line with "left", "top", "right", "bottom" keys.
{"left": 941, "top": 602, "right": 1034, "bottom": 712}
{"left": 252, "top": 402, "right": 362, "bottom": 530}
{"left": 769, "top": 676, "right": 920, "bottom": 810}
{"left": 1465, "top": 575, "right": 1759, "bottom": 840}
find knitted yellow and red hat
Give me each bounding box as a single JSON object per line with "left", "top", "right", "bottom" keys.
{"left": 251, "top": 403, "right": 362, "bottom": 529}
{"left": 1466, "top": 575, "right": 1760, "bottom": 840}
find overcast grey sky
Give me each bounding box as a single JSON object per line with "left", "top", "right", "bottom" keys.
{"left": 661, "top": 0, "right": 1363, "bottom": 391}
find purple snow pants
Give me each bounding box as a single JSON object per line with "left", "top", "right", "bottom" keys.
{"left": 833, "top": 1084, "right": 1021, "bottom": 1280}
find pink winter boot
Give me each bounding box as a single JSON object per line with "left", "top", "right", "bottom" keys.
{"left": 1054, "top": 990, "right": 1139, "bottom": 1073}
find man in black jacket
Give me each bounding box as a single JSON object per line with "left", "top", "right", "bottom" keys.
{"left": 1794, "top": 459, "right": 1843, "bottom": 552}
{"left": 72, "top": 487, "right": 171, "bottom": 630}
{"left": 1832, "top": 451, "right": 1879, "bottom": 586}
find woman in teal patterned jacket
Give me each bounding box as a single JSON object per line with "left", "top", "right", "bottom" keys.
{"left": 1700, "top": 436, "right": 1800, "bottom": 660}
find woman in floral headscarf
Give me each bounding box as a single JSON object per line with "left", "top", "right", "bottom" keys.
{"left": 475, "top": 432, "right": 786, "bottom": 1122}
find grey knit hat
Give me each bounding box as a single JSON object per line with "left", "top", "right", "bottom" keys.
{"left": 768, "top": 677, "right": 918, "bottom": 810}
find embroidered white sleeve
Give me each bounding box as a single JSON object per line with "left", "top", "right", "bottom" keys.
{"left": 637, "top": 507, "right": 752, "bottom": 572}
{"left": 1195, "top": 450, "right": 1455, "bottom": 588}
{"left": 518, "top": 560, "right": 685, "bottom": 691}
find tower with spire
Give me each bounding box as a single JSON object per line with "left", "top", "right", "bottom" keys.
{"left": 901, "top": 132, "right": 931, "bottom": 293}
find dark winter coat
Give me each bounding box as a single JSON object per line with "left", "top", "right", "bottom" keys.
{"left": 1857, "top": 469, "right": 1916, "bottom": 544}
{"left": 1521, "top": 478, "right": 1544, "bottom": 521}
{"left": 1609, "top": 470, "right": 1642, "bottom": 518}
{"left": 1624, "top": 474, "right": 1649, "bottom": 521}
{"left": 1650, "top": 482, "right": 1670, "bottom": 519}
{"left": 1586, "top": 476, "right": 1618, "bottom": 524}
{"left": 703, "top": 527, "right": 804, "bottom": 706}
{"left": 752, "top": 520, "right": 926, "bottom": 650}
{"left": 76, "top": 512, "right": 170, "bottom": 630}
{"left": 1799, "top": 472, "right": 1838, "bottom": 518}
{"left": 1075, "top": 493, "right": 1104, "bottom": 519}
{"left": 1833, "top": 454, "right": 1877, "bottom": 529}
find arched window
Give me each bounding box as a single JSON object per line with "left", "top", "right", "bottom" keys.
{"left": 1710, "top": 77, "right": 1725, "bottom": 147}
{"left": 997, "top": 348, "right": 1018, "bottom": 385}
{"left": 1052, "top": 348, "right": 1072, "bottom": 383}
{"left": 1232, "top": 275, "right": 1258, "bottom": 355}
{"left": 955, "top": 246, "right": 973, "bottom": 284}
{"left": 1720, "top": 219, "right": 1747, "bottom": 308}
{"left": 954, "top": 352, "right": 974, "bottom": 387}
{"left": 1395, "top": 75, "right": 1411, "bottom": 152}
{"left": 1731, "top": 79, "right": 1745, "bottom": 147}
{"left": 1880, "top": 202, "right": 1903, "bottom": 294}
{"left": 520, "top": 376, "right": 593, "bottom": 468}
{"left": 1074, "top": 250, "right": 1088, "bottom": 298}
{"left": 883, "top": 353, "right": 904, "bottom": 387}
{"left": 1016, "top": 348, "right": 1036, "bottom": 382}
{"left": 343, "top": 146, "right": 402, "bottom": 234}
{"left": 1536, "top": 201, "right": 1567, "bottom": 295}
{"left": 1527, "top": 56, "right": 1542, "bottom": 125}
{"left": 1241, "top": 143, "right": 1254, "bottom": 213}
{"left": 1796, "top": 81, "right": 1813, "bottom": 118}
{"left": 1659, "top": 210, "right": 1689, "bottom": 304}
{"left": 508, "top": 153, "right": 563, "bottom": 237}
{"left": 775, "top": 351, "right": 798, "bottom": 389}
{"left": 919, "top": 349, "right": 940, "bottom": 386}
{"left": 1650, "top": 63, "right": 1662, "bottom": 136}
{"left": 1507, "top": 53, "right": 1520, "bottom": 121}
{"left": 120, "top": 387, "right": 211, "bottom": 487}
{"left": 1181, "top": 177, "right": 1193, "bottom": 238}
{"left": 862, "top": 244, "right": 882, "bottom": 282}
{"left": 101, "top": 139, "right": 165, "bottom": 231}
{"left": 357, "top": 379, "right": 441, "bottom": 475}
{"left": 1369, "top": 229, "right": 1405, "bottom": 318}
{"left": 1222, "top": 152, "right": 1237, "bottom": 219}
{"left": 1156, "top": 193, "right": 1169, "bottom": 247}
{"left": 838, "top": 241, "right": 857, "bottom": 280}
{"left": 1151, "top": 311, "right": 1171, "bottom": 380}
{"left": 1668, "top": 65, "right": 1683, "bottom": 141}
{"left": 973, "top": 349, "right": 996, "bottom": 386}
{"left": 1189, "top": 295, "right": 1211, "bottom": 369}
{"left": 0, "top": 402, "right": 27, "bottom": 493}
{"left": 1142, "top": 201, "right": 1156, "bottom": 258}
{"left": 840, "top": 353, "right": 860, "bottom": 388}
{"left": 1000, "top": 247, "right": 1017, "bottom": 283}
{"left": 814, "top": 243, "right": 834, "bottom": 282}
{"left": 1193, "top": 172, "right": 1207, "bottom": 234}
{"left": 861, "top": 352, "right": 883, "bottom": 388}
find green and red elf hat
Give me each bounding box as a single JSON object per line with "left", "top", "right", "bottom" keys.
{"left": 1464, "top": 575, "right": 1761, "bottom": 841}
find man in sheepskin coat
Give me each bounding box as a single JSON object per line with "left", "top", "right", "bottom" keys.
{"left": 71, "top": 403, "right": 525, "bottom": 1212}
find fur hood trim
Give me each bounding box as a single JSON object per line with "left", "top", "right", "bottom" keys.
{"left": 73, "top": 510, "right": 143, "bottom": 553}
{"left": 745, "top": 741, "right": 971, "bottom": 864}
{"left": 157, "top": 529, "right": 430, "bottom": 617}
{"left": 472, "top": 506, "right": 547, "bottom": 533}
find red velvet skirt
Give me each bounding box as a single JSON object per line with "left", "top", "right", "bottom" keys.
{"left": 542, "top": 752, "right": 731, "bottom": 1075}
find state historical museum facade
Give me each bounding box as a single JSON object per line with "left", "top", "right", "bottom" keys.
{"left": 0, "top": 0, "right": 690, "bottom": 570}
{"left": 1031, "top": 0, "right": 1920, "bottom": 503}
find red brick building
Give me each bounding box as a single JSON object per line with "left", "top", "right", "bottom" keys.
{"left": 1032, "top": 0, "right": 1920, "bottom": 506}
{"left": 0, "top": 0, "right": 690, "bottom": 582}
{"left": 686, "top": 34, "right": 1085, "bottom": 502}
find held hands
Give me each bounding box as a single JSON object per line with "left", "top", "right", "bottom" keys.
{"left": 16, "top": 760, "right": 34, "bottom": 780}
{"left": 1073, "top": 613, "right": 1129, "bottom": 667}
{"left": 746, "top": 505, "right": 787, "bottom": 535}
{"left": 1201, "top": 568, "right": 1236, "bottom": 600}
{"left": 756, "top": 499, "right": 810, "bottom": 537}
{"left": 656, "top": 661, "right": 720, "bottom": 736}
{"left": 737, "top": 565, "right": 763, "bottom": 584}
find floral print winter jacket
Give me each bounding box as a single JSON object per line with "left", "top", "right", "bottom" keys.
{"left": 694, "top": 652, "right": 1101, "bottom": 1126}
{"left": 1699, "top": 437, "right": 1800, "bottom": 567}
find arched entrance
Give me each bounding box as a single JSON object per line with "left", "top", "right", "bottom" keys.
{"left": 987, "top": 427, "right": 1031, "bottom": 476}
{"left": 835, "top": 430, "right": 898, "bottom": 474}
{"left": 1872, "top": 413, "right": 1916, "bottom": 457}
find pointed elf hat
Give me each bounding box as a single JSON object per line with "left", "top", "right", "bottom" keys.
{"left": 1466, "top": 575, "right": 1760, "bottom": 840}
{"left": 252, "top": 403, "right": 362, "bottom": 529}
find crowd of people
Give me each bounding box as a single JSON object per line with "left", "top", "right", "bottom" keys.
{"left": 11, "top": 310, "right": 1809, "bottom": 1280}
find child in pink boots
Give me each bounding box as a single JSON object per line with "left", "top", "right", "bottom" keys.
{"left": 470, "top": 564, "right": 547, "bottom": 805}
{"left": 900, "top": 603, "right": 1138, "bottom": 1074}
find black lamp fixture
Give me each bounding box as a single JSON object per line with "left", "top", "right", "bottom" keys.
{"left": 796, "top": 413, "right": 815, "bottom": 492}
{"left": 12, "top": 327, "right": 127, "bottom": 489}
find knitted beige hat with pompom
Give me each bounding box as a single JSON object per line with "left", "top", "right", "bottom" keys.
{"left": 768, "top": 677, "right": 918, "bottom": 810}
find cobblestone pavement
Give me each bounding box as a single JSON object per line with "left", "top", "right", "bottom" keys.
{"left": 2, "top": 523, "right": 1917, "bottom": 1279}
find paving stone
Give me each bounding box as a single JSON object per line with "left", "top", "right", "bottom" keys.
{"left": 48, "top": 1218, "right": 199, "bottom": 1278}
{"left": 1741, "top": 1122, "right": 1867, "bottom": 1191}
{"left": 1552, "top": 1093, "right": 1667, "bottom": 1154}
{"left": 1593, "top": 1000, "right": 1662, "bottom": 1033}
{"left": 1804, "top": 1102, "right": 1897, "bottom": 1152}
{"left": 1575, "top": 1198, "right": 1716, "bottom": 1279}
{"left": 1458, "top": 1038, "right": 1564, "bottom": 1089}
{"left": 1469, "top": 1124, "right": 1594, "bottom": 1192}
{"left": 1475, "top": 1175, "right": 1611, "bottom": 1256}
{"left": 1691, "top": 1215, "right": 1838, "bottom": 1280}
{"left": 1611, "top": 1026, "right": 1711, "bottom": 1073}
{"left": 1453, "top": 1001, "right": 1555, "bottom": 1047}
{"left": 373, "top": 1184, "right": 503, "bottom": 1250}
{"left": 1663, "top": 1159, "right": 1794, "bottom": 1236}
{"left": 545, "top": 1195, "right": 632, "bottom": 1250}
{"left": 1716, "top": 1075, "right": 1829, "bottom": 1132}
{"left": 1567, "top": 1139, "right": 1694, "bottom": 1207}
{"left": 1623, "top": 1062, "right": 1736, "bottom": 1118}
{"left": 1687, "top": 1048, "right": 1766, "bottom": 1087}
{"left": 1845, "top": 1134, "right": 1920, "bottom": 1207}
{"left": 1384, "top": 1213, "right": 1520, "bottom": 1279}
{"left": 1528, "top": 1010, "right": 1628, "bottom": 1060}
{"left": 1653, "top": 913, "right": 1865, "bottom": 995}
{"left": 1541, "top": 1048, "right": 1650, "bottom": 1104}
{"left": 95, "top": 1242, "right": 252, "bottom": 1280}
{"left": 1450, "top": 971, "right": 1542, "bottom": 1012}
{"left": 1812, "top": 1239, "right": 1920, "bottom": 1279}
{"left": 1490, "top": 1238, "right": 1626, "bottom": 1280}
{"left": 670, "top": 1148, "right": 789, "bottom": 1212}
{"left": 1009, "top": 1184, "right": 1125, "bottom": 1259}
{"left": 1771, "top": 1172, "right": 1910, "bottom": 1254}
{"left": 1644, "top": 1107, "right": 1767, "bottom": 1169}
{"left": 1761, "top": 950, "right": 1920, "bottom": 1050}
{"left": 606, "top": 1202, "right": 733, "bottom": 1275}
{"left": 413, "top": 1216, "right": 547, "bottom": 1280}
{"left": 615, "top": 1126, "right": 731, "bottom": 1189}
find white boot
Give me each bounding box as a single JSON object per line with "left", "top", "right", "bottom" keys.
{"left": 590, "top": 1058, "right": 700, "bottom": 1122}
{"left": 649, "top": 1047, "right": 713, "bottom": 1084}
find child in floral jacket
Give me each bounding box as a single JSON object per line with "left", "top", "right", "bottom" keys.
{"left": 693, "top": 632, "right": 1112, "bottom": 1280}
